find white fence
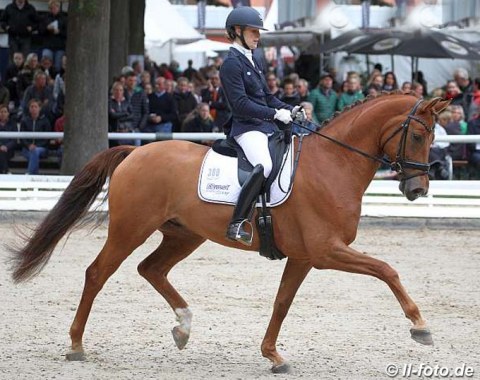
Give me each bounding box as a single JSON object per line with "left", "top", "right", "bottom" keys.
{"left": 0, "top": 132, "right": 227, "bottom": 142}
{"left": 0, "top": 132, "right": 480, "bottom": 143}
{"left": 1, "top": 174, "right": 479, "bottom": 218}
{"left": 362, "top": 180, "right": 480, "bottom": 218}
{"left": 0, "top": 175, "right": 106, "bottom": 212}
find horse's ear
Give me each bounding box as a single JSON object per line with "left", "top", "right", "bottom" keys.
{"left": 420, "top": 97, "right": 451, "bottom": 115}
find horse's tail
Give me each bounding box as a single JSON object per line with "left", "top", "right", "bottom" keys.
{"left": 9, "top": 146, "right": 136, "bottom": 283}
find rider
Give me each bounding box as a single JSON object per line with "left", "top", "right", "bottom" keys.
{"left": 220, "top": 6, "right": 303, "bottom": 246}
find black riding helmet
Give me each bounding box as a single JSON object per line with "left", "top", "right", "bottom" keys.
{"left": 225, "top": 7, "right": 267, "bottom": 49}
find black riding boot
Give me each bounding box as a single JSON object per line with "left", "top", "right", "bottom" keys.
{"left": 226, "top": 164, "right": 265, "bottom": 246}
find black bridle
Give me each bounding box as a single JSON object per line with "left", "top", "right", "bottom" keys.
{"left": 381, "top": 98, "right": 433, "bottom": 180}
{"left": 292, "top": 98, "right": 434, "bottom": 180}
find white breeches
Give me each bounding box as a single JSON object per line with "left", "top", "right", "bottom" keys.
{"left": 234, "top": 131, "right": 272, "bottom": 178}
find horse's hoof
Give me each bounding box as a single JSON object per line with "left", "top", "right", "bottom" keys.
{"left": 65, "top": 350, "right": 86, "bottom": 361}
{"left": 271, "top": 362, "right": 291, "bottom": 374}
{"left": 172, "top": 326, "right": 190, "bottom": 350}
{"left": 410, "top": 328, "right": 434, "bottom": 346}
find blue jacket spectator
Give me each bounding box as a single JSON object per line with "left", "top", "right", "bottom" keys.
{"left": 20, "top": 99, "right": 51, "bottom": 174}
{"left": 20, "top": 100, "right": 51, "bottom": 148}
{"left": 145, "top": 76, "right": 178, "bottom": 133}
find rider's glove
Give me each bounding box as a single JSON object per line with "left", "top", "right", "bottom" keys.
{"left": 274, "top": 108, "right": 293, "bottom": 125}
{"left": 291, "top": 105, "right": 307, "bottom": 122}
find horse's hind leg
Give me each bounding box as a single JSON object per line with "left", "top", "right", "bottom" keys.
{"left": 137, "top": 223, "right": 206, "bottom": 350}
{"left": 314, "top": 242, "right": 432, "bottom": 345}
{"left": 67, "top": 228, "right": 149, "bottom": 361}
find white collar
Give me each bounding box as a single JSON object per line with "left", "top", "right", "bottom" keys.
{"left": 233, "top": 42, "right": 251, "bottom": 56}
{"left": 232, "top": 42, "right": 254, "bottom": 66}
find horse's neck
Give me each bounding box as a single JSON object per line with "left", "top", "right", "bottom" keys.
{"left": 307, "top": 107, "right": 384, "bottom": 190}
{"left": 325, "top": 104, "right": 382, "bottom": 149}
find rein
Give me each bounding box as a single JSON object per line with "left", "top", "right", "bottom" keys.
{"left": 278, "top": 133, "right": 305, "bottom": 194}
{"left": 291, "top": 99, "right": 433, "bottom": 180}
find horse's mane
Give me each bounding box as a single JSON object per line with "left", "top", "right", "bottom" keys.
{"left": 317, "top": 90, "right": 418, "bottom": 131}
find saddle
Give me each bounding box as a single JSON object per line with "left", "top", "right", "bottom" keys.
{"left": 212, "top": 130, "right": 291, "bottom": 261}
{"left": 212, "top": 131, "right": 288, "bottom": 200}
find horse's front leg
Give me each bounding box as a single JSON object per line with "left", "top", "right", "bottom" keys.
{"left": 313, "top": 242, "right": 432, "bottom": 345}
{"left": 261, "top": 258, "right": 312, "bottom": 373}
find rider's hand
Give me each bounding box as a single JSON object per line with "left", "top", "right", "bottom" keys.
{"left": 274, "top": 108, "right": 293, "bottom": 124}
{"left": 291, "top": 105, "right": 306, "bottom": 122}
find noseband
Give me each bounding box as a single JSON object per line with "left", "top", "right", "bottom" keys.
{"left": 292, "top": 98, "right": 434, "bottom": 181}
{"left": 381, "top": 98, "right": 433, "bottom": 180}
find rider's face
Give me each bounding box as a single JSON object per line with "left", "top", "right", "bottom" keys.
{"left": 236, "top": 26, "right": 260, "bottom": 49}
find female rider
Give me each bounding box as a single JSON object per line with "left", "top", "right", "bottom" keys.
{"left": 220, "top": 7, "right": 302, "bottom": 246}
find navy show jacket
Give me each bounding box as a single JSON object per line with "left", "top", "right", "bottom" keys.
{"left": 220, "top": 47, "right": 292, "bottom": 137}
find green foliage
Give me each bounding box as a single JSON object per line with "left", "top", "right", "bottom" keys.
{"left": 71, "top": 0, "right": 98, "bottom": 18}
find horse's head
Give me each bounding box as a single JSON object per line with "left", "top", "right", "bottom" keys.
{"left": 382, "top": 97, "right": 450, "bottom": 201}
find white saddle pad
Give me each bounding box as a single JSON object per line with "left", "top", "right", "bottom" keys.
{"left": 198, "top": 143, "right": 295, "bottom": 207}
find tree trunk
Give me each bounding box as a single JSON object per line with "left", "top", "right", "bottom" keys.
{"left": 109, "top": 0, "right": 130, "bottom": 81}
{"left": 63, "top": 0, "right": 110, "bottom": 174}
{"left": 128, "top": 0, "right": 145, "bottom": 56}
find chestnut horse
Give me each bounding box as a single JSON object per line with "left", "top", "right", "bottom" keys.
{"left": 10, "top": 93, "right": 449, "bottom": 373}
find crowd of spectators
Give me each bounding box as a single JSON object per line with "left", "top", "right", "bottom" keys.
{"left": 1, "top": 0, "right": 479, "bottom": 179}
{"left": 108, "top": 55, "right": 480, "bottom": 179}
{"left": 0, "top": 0, "right": 66, "bottom": 174}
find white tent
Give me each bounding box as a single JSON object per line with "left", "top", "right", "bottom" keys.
{"left": 263, "top": 0, "right": 278, "bottom": 32}
{"left": 174, "top": 39, "right": 231, "bottom": 54}
{"left": 145, "top": 0, "right": 203, "bottom": 64}
{"left": 173, "top": 39, "right": 232, "bottom": 70}
{"left": 173, "top": 39, "right": 231, "bottom": 68}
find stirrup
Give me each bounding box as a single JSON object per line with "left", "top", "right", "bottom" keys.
{"left": 226, "top": 219, "right": 254, "bottom": 246}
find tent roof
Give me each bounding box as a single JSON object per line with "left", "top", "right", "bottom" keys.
{"left": 174, "top": 39, "right": 231, "bottom": 54}
{"left": 144, "top": 0, "right": 203, "bottom": 47}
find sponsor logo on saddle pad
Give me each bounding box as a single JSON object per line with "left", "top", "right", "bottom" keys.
{"left": 206, "top": 183, "right": 231, "bottom": 195}
{"left": 198, "top": 148, "right": 294, "bottom": 207}
{"left": 206, "top": 183, "right": 231, "bottom": 191}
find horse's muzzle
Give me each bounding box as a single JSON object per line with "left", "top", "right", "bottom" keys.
{"left": 399, "top": 178, "right": 428, "bottom": 201}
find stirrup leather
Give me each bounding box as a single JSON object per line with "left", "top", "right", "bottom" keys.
{"left": 227, "top": 219, "right": 254, "bottom": 246}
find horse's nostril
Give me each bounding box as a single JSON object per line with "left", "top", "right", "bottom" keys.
{"left": 406, "top": 187, "right": 427, "bottom": 201}
{"left": 413, "top": 187, "right": 426, "bottom": 196}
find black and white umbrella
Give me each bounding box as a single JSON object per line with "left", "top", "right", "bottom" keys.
{"left": 319, "top": 28, "right": 399, "bottom": 55}
{"left": 341, "top": 28, "right": 480, "bottom": 60}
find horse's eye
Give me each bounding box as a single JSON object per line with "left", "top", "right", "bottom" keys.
{"left": 412, "top": 133, "right": 423, "bottom": 143}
